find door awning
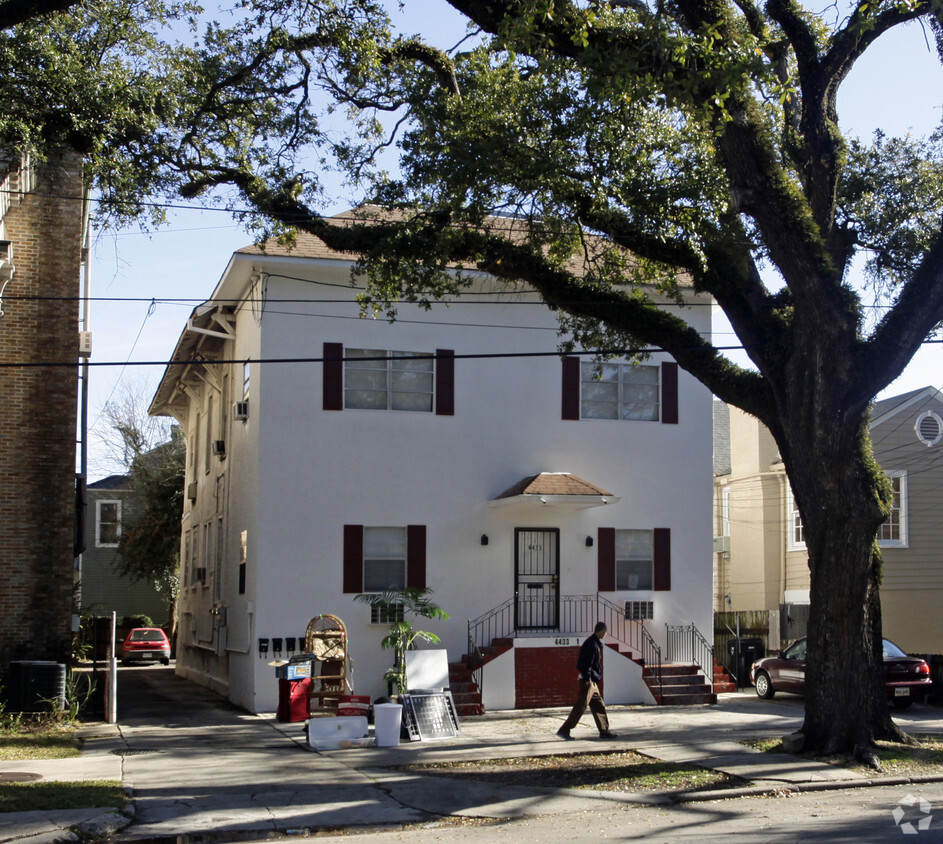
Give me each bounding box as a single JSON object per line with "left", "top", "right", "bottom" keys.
{"left": 489, "top": 473, "right": 620, "bottom": 509}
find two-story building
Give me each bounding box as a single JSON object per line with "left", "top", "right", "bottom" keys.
{"left": 714, "top": 387, "right": 943, "bottom": 656}
{"left": 77, "top": 475, "right": 170, "bottom": 627}
{"left": 150, "top": 213, "right": 715, "bottom": 713}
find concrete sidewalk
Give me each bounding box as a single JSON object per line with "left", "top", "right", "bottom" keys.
{"left": 1, "top": 682, "right": 941, "bottom": 843}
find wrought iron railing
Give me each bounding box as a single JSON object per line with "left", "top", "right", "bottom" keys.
{"left": 466, "top": 594, "right": 663, "bottom": 699}
{"left": 665, "top": 622, "right": 714, "bottom": 692}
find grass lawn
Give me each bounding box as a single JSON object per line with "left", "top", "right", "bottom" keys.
{"left": 0, "top": 725, "right": 79, "bottom": 760}
{"left": 402, "top": 749, "right": 743, "bottom": 794}
{"left": 0, "top": 781, "right": 125, "bottom": 813}
{"left": 0, "top": 720, "right": 124, "bottom": 814}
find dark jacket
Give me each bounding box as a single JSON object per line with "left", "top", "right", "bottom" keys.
{"left": 577, "top": 634, "right": 604, "bottom": 683}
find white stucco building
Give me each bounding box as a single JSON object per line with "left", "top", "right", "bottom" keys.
{"left": 150, "top": 215, "right": 715, "bottom": 714}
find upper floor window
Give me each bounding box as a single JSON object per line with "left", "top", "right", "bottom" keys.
{"left": 96, "top": 500, "right": 121, "bottom": 547}
{"left": 787, "top": 491, "right": 805, "bottom": 551}
{"left": 324, "top": 343, "right": 454, "bottom": 415}
{"left": 878, "top": 473, "right": 908, "bottom": 548}
{"left": 563, "top": 358, "right": 678, "bottom": 424}
{"left": 345, "top": 349, "right": 434, "bottom": 412}
{"left": 787, "top": 473, "right": 907, "bottom": 551}
{"left": 582, "top": 362, "right": 660, "bottom": 421}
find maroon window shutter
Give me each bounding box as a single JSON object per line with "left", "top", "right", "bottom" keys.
{"left": 562, "top": 356, "right": 581, "bottom": 420}
{"left": 653, "top": 528, "right": 671, "bottom": 591}
{"left": 406, "top": 525, "right": 427, "bottom": 589}
{"left": 343, "top": 524, "right": 363, "bottom": 593}
{"left": 435, "top": 349, "right": 455, "bottom": 416}
{"left": 598, "top": 527, "right": 616, "bottom": 592}
{"left": 661, "top": 362, "right": 678, "bottom": 424}
{"left": 323, "top": 342, "right": 343, "bottom": 411}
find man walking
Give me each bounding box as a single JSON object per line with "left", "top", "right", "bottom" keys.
{"left": 557, "top": 621, "right": 617, "bottom": 740}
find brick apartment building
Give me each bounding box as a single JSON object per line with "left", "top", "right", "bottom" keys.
{"left": 0, "top": 151, "right": 85, "bottom": 674}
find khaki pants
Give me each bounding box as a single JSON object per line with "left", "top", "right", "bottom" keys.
{"left": 561, "top": 678, "right": 610, "bottom": 733}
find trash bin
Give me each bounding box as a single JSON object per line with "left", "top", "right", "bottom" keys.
{"left": 374, "top": 703, "right": 403, "bottom": 747}
{"left": 275, "top": 660, "right": 313, "bottom": 722}
{"left": 727, "top": 638, "right": 765, "bottom": 687}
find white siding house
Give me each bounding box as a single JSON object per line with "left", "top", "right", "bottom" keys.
{"left": 150, "top": 218, "right": 715, "bottom": 714}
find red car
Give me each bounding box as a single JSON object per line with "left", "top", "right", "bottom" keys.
{"left": 750, "top": 637, "right": 932, "bottom": 709}
{"left": 121, "top": 628, "right": 171, "bottom": 665}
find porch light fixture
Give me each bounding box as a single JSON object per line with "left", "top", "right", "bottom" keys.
{"left": 480, "top": 534, "right": 489, "bottom": 545}
{"left": 586, "top": 536, "right": 594, "bottom": 547}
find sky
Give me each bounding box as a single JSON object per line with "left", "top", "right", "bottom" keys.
{"left": 84, "top": 6, "right": 943, "bottom": 480}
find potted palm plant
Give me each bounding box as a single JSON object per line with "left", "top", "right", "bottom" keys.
{"left": 354, "top": 587, "right": 449, "bottom": 696}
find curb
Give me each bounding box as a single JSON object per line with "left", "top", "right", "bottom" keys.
{"left": 674, "top": 772, "right": 943, "bottom": 804}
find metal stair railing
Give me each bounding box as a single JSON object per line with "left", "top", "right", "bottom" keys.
{"left": 665, "top": 622, "right": 714, "bottom": 693}
{"left": 466, "top": 594, "right": 663, "bottom": 700}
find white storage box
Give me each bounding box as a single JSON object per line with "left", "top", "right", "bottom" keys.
{"left": 306, "top": 716, "right": 373, "bottom": 751}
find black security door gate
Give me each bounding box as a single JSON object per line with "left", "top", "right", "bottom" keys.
{"left": 514, "top": 528, "right": 560, "bottom": 630}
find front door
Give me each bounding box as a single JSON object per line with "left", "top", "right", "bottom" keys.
{"left": 514, "top": 528, "right": 560, "bottom": 630}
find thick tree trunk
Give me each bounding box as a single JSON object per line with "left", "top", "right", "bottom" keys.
{"left": 778, "top": 415, "right": 911, "bottom": 763}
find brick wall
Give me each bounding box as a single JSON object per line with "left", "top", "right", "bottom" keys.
{"left": 0, "top": 151, "right": 84, "bottom": 673}
{"left": 515, "top": 645, "right": 581, "bottom": 708}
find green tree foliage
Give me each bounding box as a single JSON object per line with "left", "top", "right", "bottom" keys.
{"left": 100, "top": 383, "right": 184, "bottom": 624}
{"left": 116, "top": 428, "right": 184, "bottom": 605}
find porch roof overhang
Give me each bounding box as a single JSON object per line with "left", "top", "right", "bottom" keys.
{"left": 489, "top": 473, "right": 620, "bottom": 509}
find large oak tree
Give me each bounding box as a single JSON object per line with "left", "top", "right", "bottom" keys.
{"left": 7, "top": 0, "right": 943, "bottom": 763}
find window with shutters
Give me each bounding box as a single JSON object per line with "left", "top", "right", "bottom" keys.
{"left": 324, "top": 344, "right": 454, "bottom": 415}
{"left": 563, "top": 359, "right": 678, "bottom": 423}
{"left": 344, "top": 524, "right": 427, "bottom": 596}
{"left": 598, "top": 526, "right": 670, "bottom": 591}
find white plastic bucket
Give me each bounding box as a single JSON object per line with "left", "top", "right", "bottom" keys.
{"left": 373, "top": 703, "right": 403, "bottom": 747}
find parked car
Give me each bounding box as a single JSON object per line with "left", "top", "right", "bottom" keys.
{"left": 121, "top": 628, "right": 171, "bottom": 665}
{"left": 750, "top": 637, "right": 932, "bottom": 709}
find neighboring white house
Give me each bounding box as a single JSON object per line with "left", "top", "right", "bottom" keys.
{"left": 150, "top": 213, "right": 715, "bottom": 714}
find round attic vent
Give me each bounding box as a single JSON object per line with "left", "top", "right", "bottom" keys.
{"left": 915, "top": 410, "right": 943, "bottom": 447}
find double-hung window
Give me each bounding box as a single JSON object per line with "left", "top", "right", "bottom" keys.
{"left": 343, "top": 524, "right": 427, "bottom": 597}
{"left": 345, "top": 349, "right": 434, "bottom": 412}
{"left": 597, "top": 527, "right": 671, "bottom": 591}
{"left": 362, "top": 527, "right": 408, "bottom": 591}
{"left": 786, "top": 491, "right": 805, "bottom": 551}
{"left": 324, "top": 343, "right": 454, "bottom": 415}
{"left": 615, "top": 529, "right": 654, "bottom": 590}
{"left": 562, "top": 358, "right": 678, "bottom": 423}
{"left": 96, "top": 500, "right": 121, "bottom": 547}
{"left": 878, "top": 473, "right": 908, "bottom": 547}
{"left": 581, "top": 362, "right": 660, "bottom": 421}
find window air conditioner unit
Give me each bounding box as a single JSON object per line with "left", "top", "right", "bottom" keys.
{"left": 187, "top": 482, "right": 198, "bottom": 503}
{"left": 625, "top": 601, "right": 654, "bottom": 621}
{"left": 233, "top": 400, "right": 249, "bottom": 421}
{"left": 713, "top": 536, "right": 730, "bottom": 554}
{"left": 211, "top": 440, "right": 226, "bottom": 457}
{"left": 78, "top": 331, "right": 92, "bottom": 358}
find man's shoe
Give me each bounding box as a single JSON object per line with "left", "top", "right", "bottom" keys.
{"left": 556, "top": 728, "right": 574, "bottom": 740}
{"left": 598, "top": 731, "right": 618, "bottom": 739}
